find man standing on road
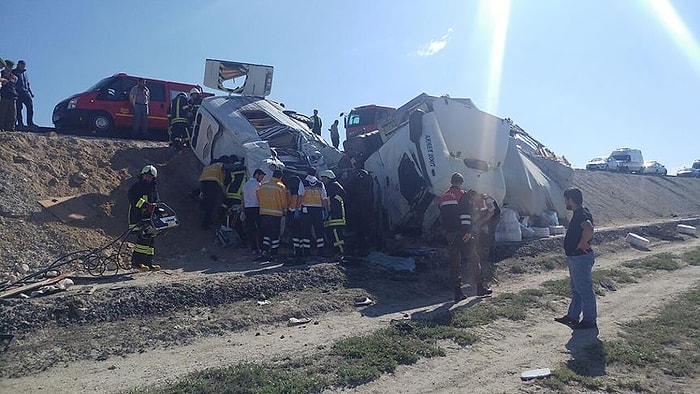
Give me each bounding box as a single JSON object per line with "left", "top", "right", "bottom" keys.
{"left": 129, "top": 79, "right": 150, "bottom": 135}
{"left": 438, "top": 173, "right": 492, "bottom": 302}
{"left": 555, "top": 187, "right": 597, "bottom": 330}
{"left": 12, "top": 60, "right": 36, "bottom": 129}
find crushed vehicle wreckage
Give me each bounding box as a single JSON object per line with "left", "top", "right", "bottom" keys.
{"left": 190, "top": 60, "right": 573, "bottom": 241}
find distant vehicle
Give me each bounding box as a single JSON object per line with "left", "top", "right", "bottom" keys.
{"left": 609, "top": 147, "right": 644, "bottom": 173}
{"left": 52, "top": 73, "right": 208, "bottom": 137}
{"left": 641, "top": 161, "right": 667, "bottom": 176}
{"left": 692, "top": 159, "right": 700, "bottom": 171}
{"left": 585, "top": 156, "right": 619, "bottom": 171}
{"left": 344, "top": 104, "right": 396, "bottom": 140}
{"left": 677, "top": 167, "right": 700, "bottom": 178}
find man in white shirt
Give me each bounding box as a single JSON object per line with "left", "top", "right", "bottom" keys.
{"left": 242, "top": 168, "right": 265, "bottom": 254}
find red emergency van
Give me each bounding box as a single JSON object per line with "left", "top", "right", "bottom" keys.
{"left": 52, "top": 73, "right": 207, "bottom": 138}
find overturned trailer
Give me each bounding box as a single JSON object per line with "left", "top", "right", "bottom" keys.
{"left": 360, "top": 94, "right": 573, "bottom": 236}
{"left": 190, "top": 60, "right": 342, "bottom": 176}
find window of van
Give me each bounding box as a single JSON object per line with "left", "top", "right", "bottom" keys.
{"left": 171, "top": 90, "right": 189, "bottom": 100}
{"left": 146, "top": 82, "right": 166, "bottom": 102}
{"left": 612, "top": 154, "right": 631, "bottom": 163}
{"left": 99, "top": 77, "right": 137, "bottom": 101}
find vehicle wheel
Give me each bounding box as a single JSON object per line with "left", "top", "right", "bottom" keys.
{"left": 90, "top": 112, "right": 114, "bottom": 134}
{"left": 662, "top": 170, "right": 667, "bottom": 176}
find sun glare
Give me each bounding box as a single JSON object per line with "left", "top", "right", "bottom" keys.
{"left": 478, "top": 0, "right": 511, "bottom": 114}
{"left": 648, "top": 0, "right": 700, "bottom": 77}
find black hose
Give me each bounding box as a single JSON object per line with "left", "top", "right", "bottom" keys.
{"left": 0, "top": 227, "right": 137, "bottom": 293}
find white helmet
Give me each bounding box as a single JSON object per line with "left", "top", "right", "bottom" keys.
{"left": 189, "top": 87, "right": 201, "bottom": 95}
{"left": 141, "top": 165, "right": 158, "bottom": 178}
{"left": 319, "top": 169, "right": 336, "bottom": 179}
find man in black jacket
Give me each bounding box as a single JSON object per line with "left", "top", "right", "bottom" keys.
{"left": 128, "top": 165, "right": 161, "bottom": 271}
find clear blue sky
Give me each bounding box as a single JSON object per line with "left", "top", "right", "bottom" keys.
{"left": 3, "top": 0, "right": 699, "bottom": 173}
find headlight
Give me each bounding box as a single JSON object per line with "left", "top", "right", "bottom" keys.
{"left": 67, "top": 98, "right": 78, "bottom": 109}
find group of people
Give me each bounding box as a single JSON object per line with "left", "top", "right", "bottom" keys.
{"left": 0, "top": 58, "right": 36, "bottom": 132}
{"left": 307, "top": 109, "right": 341, "bottom": 150}
{"left": 127, "top": 78, "right": 203, "bottom": 146}
{"left": 241, "top": 166, "right": 347, "bottom": 260}
{"left": 438, "top": 172, "right": 598, "bottom": 329}
{"left": 194, "top": 157, "right": 348, "bottom": 261}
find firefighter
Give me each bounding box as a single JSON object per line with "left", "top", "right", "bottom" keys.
{"left": 257, "top": 169, "right": 289, "bottom": 257}
{"left": 128, "top": 165, "right": 161, "bottom": 271}
{"left": 437, "top": 172, "right": 492, "bottom": 302}
{"left": 297, "top": 168, "right": 327, "bottom": 256}
{"left": 198, "top": 158, "right": 226, "bottom": 230}
{"left": 167, "top": 92, "right": 190, "bottom": 151}
{"left": 188, "top": 87, "right": 202, "bottom": 126}
{"left": 319, "top": 170, "right": 346, "bottom": 258}
{"left": 221, "top": 155, "right": 247, "bottom": 244}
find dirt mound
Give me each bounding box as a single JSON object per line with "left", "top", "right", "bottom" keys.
{"left": 0, "top": 131, "right": 206, "bottom": 281}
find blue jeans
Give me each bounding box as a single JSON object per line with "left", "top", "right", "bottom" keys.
{"left": 566, "top": 252, "right": 597, "bottom": 323}
{"left": 133, "top": 104, "right": 148, "bottom": 133}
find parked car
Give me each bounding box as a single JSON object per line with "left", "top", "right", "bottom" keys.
{"left": 677, "top": 167, "right": 700, "bottom": 178}
{"left": 641, "top": 161, "right": 667, "bottom": 176}
{"left": 585, "top": 156, "right": 619, "bottom": 171}
{"left": 609, "top": 147, "right": 644, "bottom": 173}
{"left": 53, "top": 73, "right": 208, "bottom": 138}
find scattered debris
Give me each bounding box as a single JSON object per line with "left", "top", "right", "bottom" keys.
{"left": 0, "top": 274, "right": 68, "bottom": 299}
{"left": 364, "top": 252, "right": 415, "bottom": 272}
{"left": 288, "top": 317, "right": 312, "bottom": 326}
{"left": 520, "top": 368, "right": 551, "bottom": 381}
{"left": 77, "top": 286, "right": 97, "bottom": 295}
{"left": 677, "top": 224, "right": 697, "bottom": 236}
{"left": 626, "top": 232, "right": 651, "bottom": 249}
{"left": 353, "top": 296, "right": 373, "bottom": 307}
{"left": 256, "top": 300, "right": 270, "bottom": 306}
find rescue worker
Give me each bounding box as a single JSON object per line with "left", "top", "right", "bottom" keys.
{"left": 128, "top": 165, "right": 161, "bottom": 271}
{"left": 437, "top": 172, "right": 492, "bottom": 302}
{"left": 297, "top": 168, "right": 327, "bottom": 256}
{"left": 198, "top": 157, "right": 226, "bottom": 230}
{"left": 468, "top": 190, "right": 501, "bottom": 284}
{"left": 283, "top": 174, "right": 303, "bottom": 256}
{"left": 167, "top": 92, "right": 190, "bottom": 151}
{"left": 319, "top": 170, "right": 346, "bottom": 257}
{"left": 221, "top": 155, "right": 247, "bottom": 243}
{"left": 257, "top": 169, "right": 289, "bottom": 257}
{"left": 188, "top": 87, "right": 202, "bottom": 126}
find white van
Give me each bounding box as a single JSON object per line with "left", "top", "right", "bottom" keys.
{"left": 609, "top": 147, "right": 644, "bottom": 173}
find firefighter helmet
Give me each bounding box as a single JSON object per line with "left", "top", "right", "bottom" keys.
{"left": 141, "top": 165, "right": 158, "bottom": 178}
{"left": 189, "top": 87, "right": 201, "bottom": 96}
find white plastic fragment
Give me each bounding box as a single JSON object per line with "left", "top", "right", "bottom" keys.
{"left": 521, "top": 368, "right": 551, "bottom": 381}
{"left": 57, "top": 278, "right": 74, "bottom": 290}
{"left": 677, "top": 224, "right": 697, "bottom": 236}
{"left": 626, "top": 233, "right": 650, "bottom": 248}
